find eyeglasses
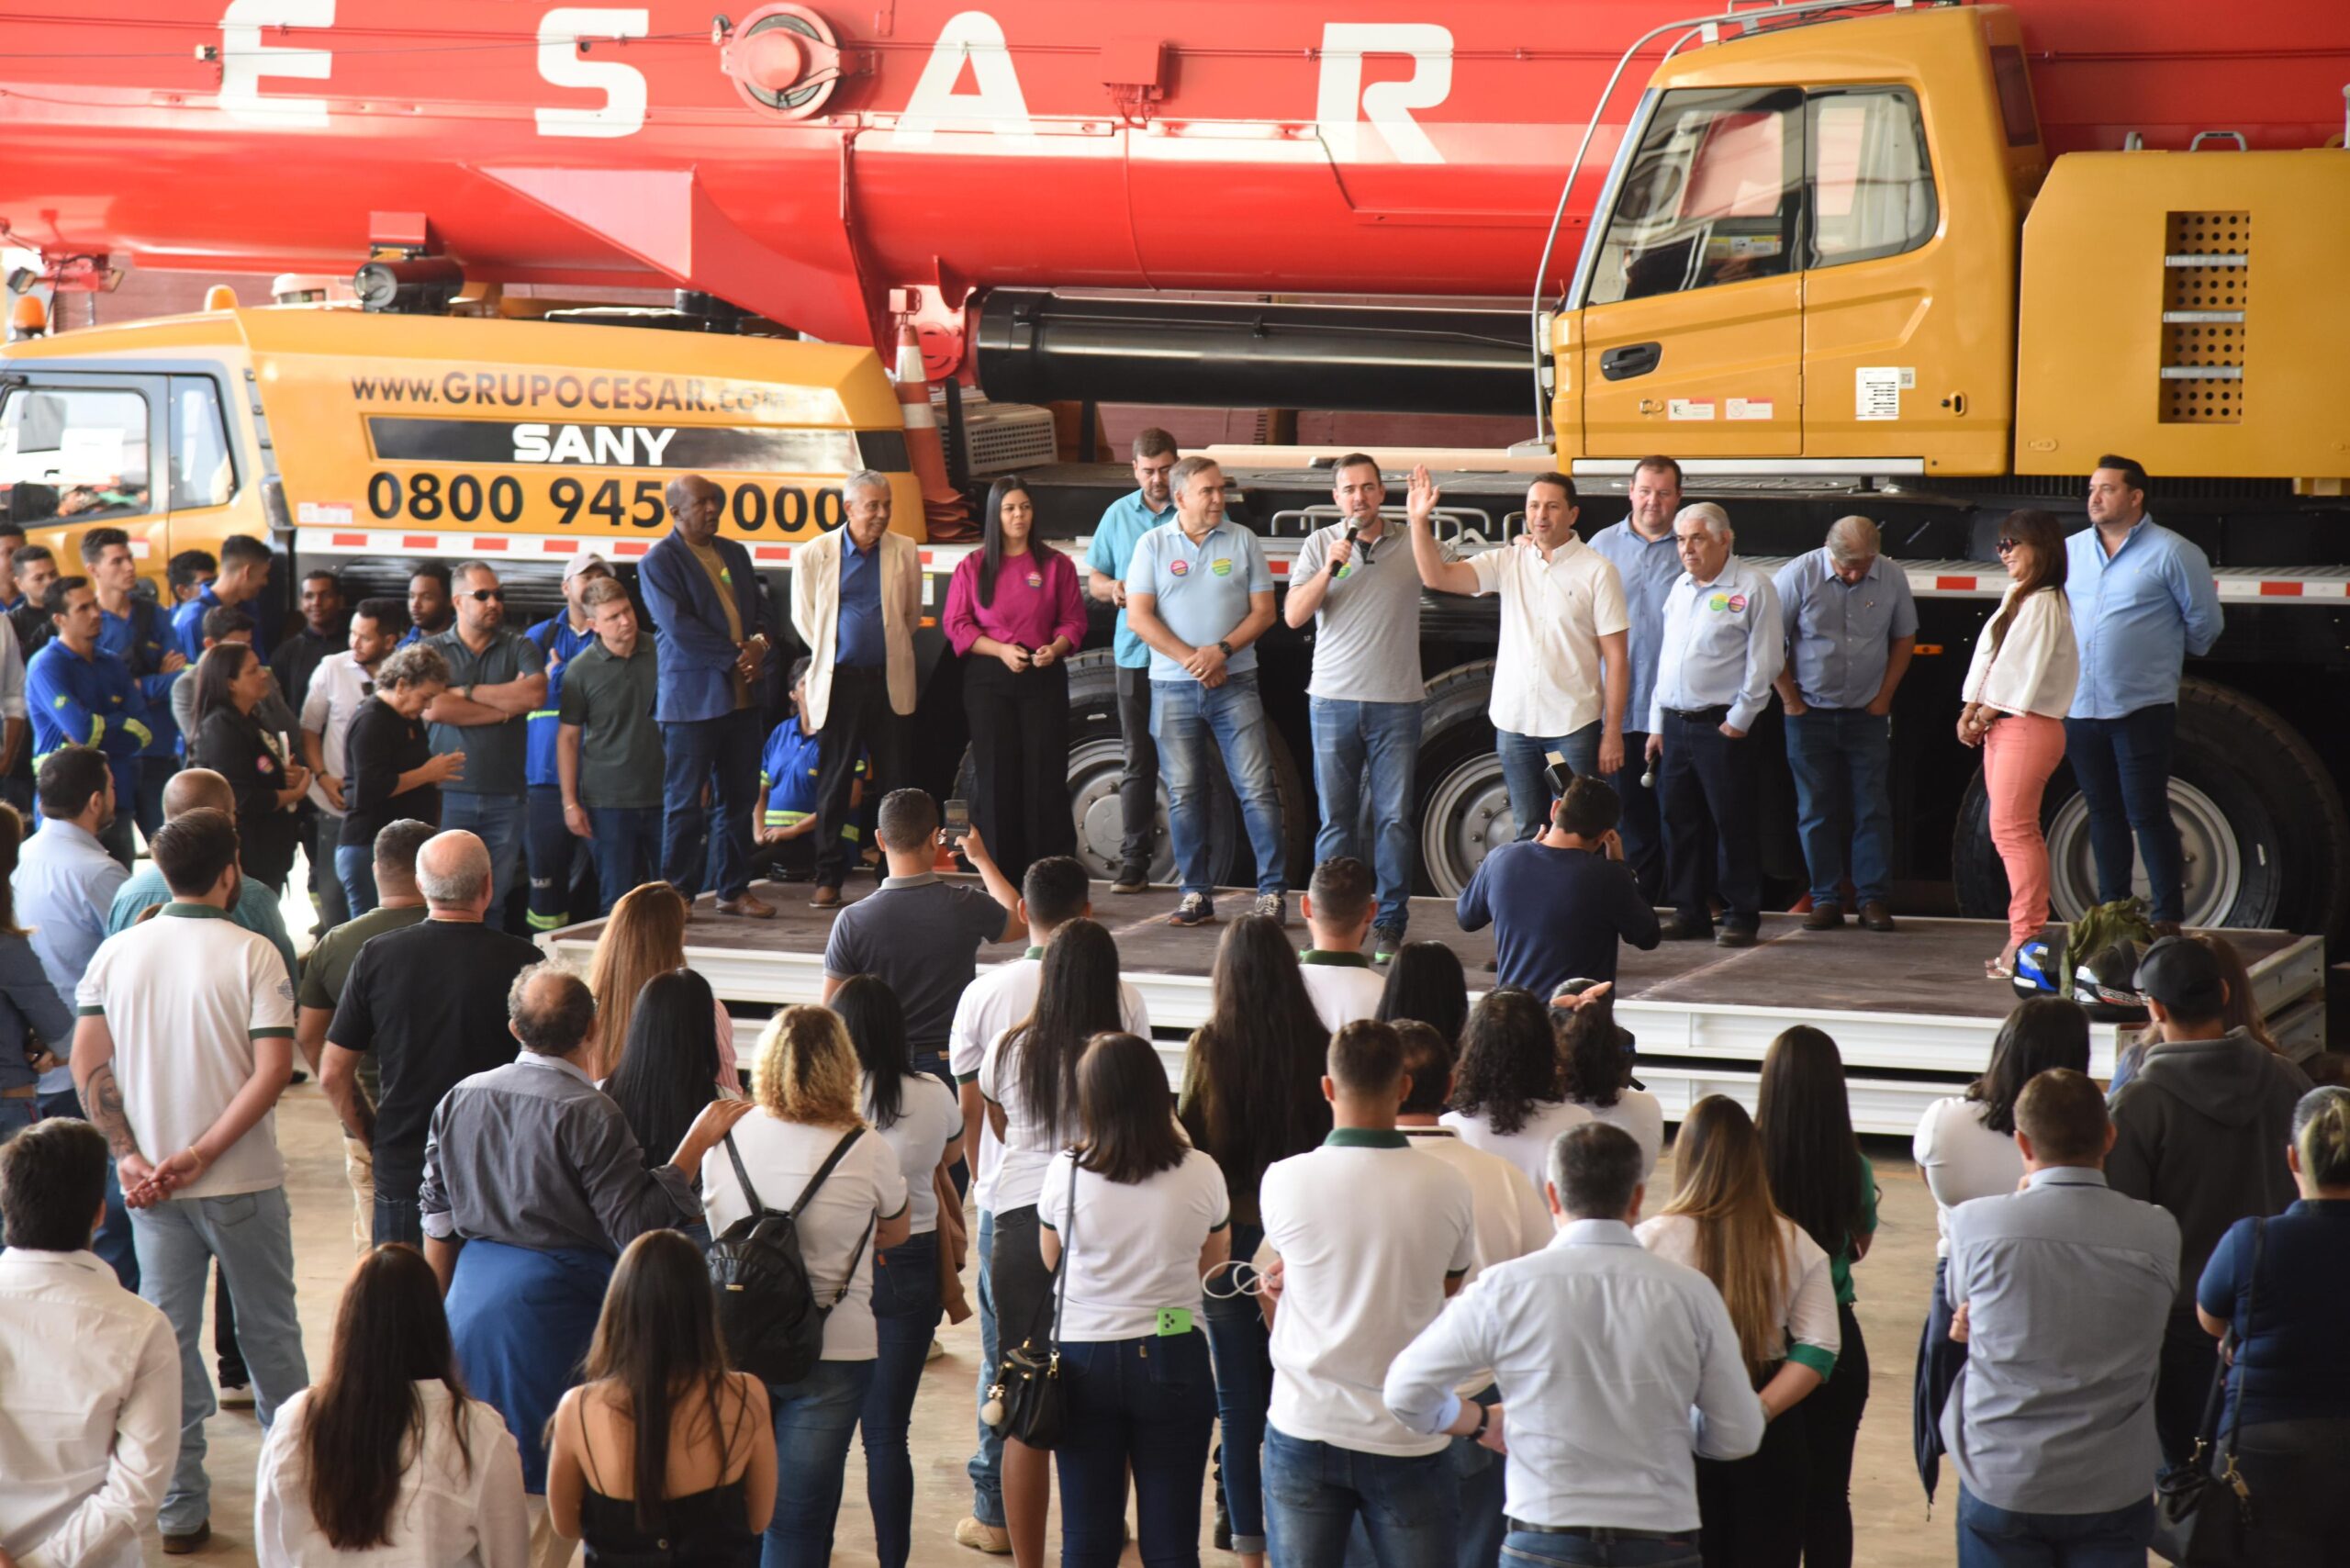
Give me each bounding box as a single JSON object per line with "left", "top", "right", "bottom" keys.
{"left": 465, "top": 588, "right": 505, "bottom": 602}
{"left": 1995, "top": 539, "right": 2021, "bottom": 554}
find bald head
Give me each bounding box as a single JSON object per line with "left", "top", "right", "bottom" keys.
{"left": 666, "top": 474, "right": 723, "bottom": 545}
{"left": 162, "top": 767, "right": 235, "bottom": 820}
{"left": 415, "top": 830, "right": 493, "bottom": 914}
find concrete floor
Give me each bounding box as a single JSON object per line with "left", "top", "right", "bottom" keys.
{"left": 131, "top": 1082, "right": 1972, "bottom": 1567}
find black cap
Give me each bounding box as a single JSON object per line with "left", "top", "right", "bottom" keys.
{"left": 2134, "top": 935, "right": 2226, "bottom": 1021}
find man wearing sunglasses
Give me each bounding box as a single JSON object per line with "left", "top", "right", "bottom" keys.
{"left": 420, "top": 562, "right": 548, "bottom": 933}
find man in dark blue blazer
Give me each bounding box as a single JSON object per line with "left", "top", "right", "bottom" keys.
{"left": 641, "top": 475, "right": 776, "bottom": 917}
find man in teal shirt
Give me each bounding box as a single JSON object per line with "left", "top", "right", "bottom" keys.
{"left": 106, "top": 767, "right": 297, "bottom": 989}
{"left": 1083, "top": 428, "right": 1178, "bottom": 893}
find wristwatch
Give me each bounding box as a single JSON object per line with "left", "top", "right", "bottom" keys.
{"left": 1215, "top": 639, "right": 1235, "bottom": 659}
{"left": 462, "top": 683, "right": 476, "bottom": 703}
{"left": 1468, "top": 1403, "right": 1492, "bottom": 1442}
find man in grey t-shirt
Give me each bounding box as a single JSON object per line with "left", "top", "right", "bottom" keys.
{"left": 1282, "top": 454, "right": 1441, "bottom": 955}
{"left": 422, "top": 561, "right": 548, "bottom": 931}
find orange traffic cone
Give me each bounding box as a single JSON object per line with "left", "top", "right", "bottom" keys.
{"left": 892, "top": 319, "right": 974, "bottom": 542}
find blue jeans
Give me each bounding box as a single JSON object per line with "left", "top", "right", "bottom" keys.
{"left": 439, "top": 791, "right": 526, "bottom": 928}
{"left": 968, "top": 1208, "right": 1004, "bottom": 1528}
{"left": 862, "top": 1230, "right": 941, "bottom": 1568}
{"left": 2063, "top": 704, "right": 2183, "bottom": 923}
{"left": 1497, "top": 724, "right": 1600, "bottom": 841}
{"left": 1606, "top": 732, "right": 1668, "bottom": 902}
{"left": 373, "top": 1193, "right": 423, "bottom": 1250}
{"left": 1058, "top": 1332, "right": 1218, "bottom": 1568}
{"left": 1309, "top": 697, "right": 1424, "bottom": 933}
{"left": 1784, "top": 709, "right": 1895, "bottom": 907}
{"left": 335, "top": 842, "right": 379, "bottom": 917}
{"left": 662, "top": 711, "right": 764, "bottom": 903}
{"left": 132, "top": 1186, "right": 310, "bottom": 1535}
{"left": 1454, "top": 1386, "right": 1507, "bottom": 1568}
{"left": 38, "top": 1088, "right": 136, "bottom": 1289}
{"left": 1150, "top": 672, "right": 1286, "bottom": 899}
{"left": 1203, "top": 1219, "right": 1272, "bottom": 1554}
{"left": 764, "top": 1358, "right": 877, "bottom": 1568}
{"left": 0, "top": 1098, "right": 30, "bottom": 1143}
{"left": 589, "top": 805, "right": 664, "bottom": 917}
{"left": 1497, "top": 1529, "right": 1701, "bottom": 1567}
{"left": 1955, "top": 1485, "right": 2154, "bottom": 1568}
{"left": 1264, "top": 1424, "right": 1459, "bottom": 1568}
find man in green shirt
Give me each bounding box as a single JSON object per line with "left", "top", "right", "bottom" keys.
{"left": 295, "top": 816, "right": 436, "bottom": 1251}
{"left": 557, "top": 577, "right": 666, "bottom": 916}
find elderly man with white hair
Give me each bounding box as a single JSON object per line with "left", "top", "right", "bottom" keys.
{"left": 1647, "top": 503, "right": 1783, "bottom": 948}
{"left": 786, "top": 468, "right": 921, "bottom": 910}
{"left": 319, "top": 828, "right": 543, "bottom": 1249}
{"left": 1772, "top": 516, "right": 1918, "bottom": 934}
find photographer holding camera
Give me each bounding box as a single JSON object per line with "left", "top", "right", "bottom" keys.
{"left": 1456, "top": 772, "right": 1660, "bottom": 1002}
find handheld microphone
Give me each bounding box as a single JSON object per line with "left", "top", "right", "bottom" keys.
{"left": 1639, "top": 763, "right": 1657, "bottom": 790}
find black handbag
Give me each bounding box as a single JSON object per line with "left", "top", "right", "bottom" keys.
{"left": 980, "top": 1157, "right": 1077, "bottom": 1450}
{"left": 2151, "top": 1217, "right": 2262, "bottom": 1565}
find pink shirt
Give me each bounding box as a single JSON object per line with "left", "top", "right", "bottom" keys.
{"left": 944, "top": 549, "right": 1087, "bottom": 657}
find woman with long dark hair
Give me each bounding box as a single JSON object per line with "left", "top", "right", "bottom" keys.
{"left": 1955, "top": 508, "right": 2076, "bottom": 980}
{"left": 1909, "top": 997, "right": 2089, "bottom": 1503}
{"left": 603, "top": 968, "right": 733, "bottom": 1172}
{"left": 546, "top": 1229, "right": 777, "bottom": 1565}
{"left": 1755, "top": 1026, "right": 1880, "bottom": 1568}
{"left": 942, "top": 475, "right": 1087, "bottom": 884}
{"left": 187, "top": 640, "right": 311, "bottom": 892}
{"left": 1637, "top": 1097, "right": 1839, "bottom": 1568}
{"left": 1442, "top": 988, "right": 1589, "bottom": 1192}
{"left": 1175, "top": 914, "right": 1333, "bottom": 1568}
{"left": 1374, "top": 939, "right": 1469, "bottom": 1045}
{"left": 1044, "top": 1033, "right": 1229, "bottom": 1567}
{"left": 976, "top": 919, "right": 1128, "bottom": 1568}
{"left": 834, "top": 974, "right": 960, "bottom": 1568}
{"left": 1558, "top": 998, "right": 1664, "bottom": 1178}
{"left": 257, "top": 1245, "right": 527, "bottom": 1565}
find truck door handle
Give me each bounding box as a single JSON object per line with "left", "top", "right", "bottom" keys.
{"left": 1601, "top": 342, "right": 1661, "bottom": 381}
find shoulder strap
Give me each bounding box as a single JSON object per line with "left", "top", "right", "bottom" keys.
{"left": 722, "top": 1131, "right": 767, "bottom": 1216}
{"left": 2221, "top": 1218, "right": 2266, "bottom": 1452}
{"left": 789, "top": 1126, "right": 867, "bottom": 1216}
{"left": 1049, "top": 1151, "right": 1078, "bottom": 1346}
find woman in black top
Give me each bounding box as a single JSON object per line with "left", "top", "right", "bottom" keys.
{"left": 337, "top": 641, "right": 459, "bottom": 915}
{"left": 188, "top": 642, "right": 311, "bottom": 891}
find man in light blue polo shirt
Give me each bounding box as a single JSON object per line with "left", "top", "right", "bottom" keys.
{"left": 1772, "top": 516, "right": 1917, "bottom": 934}
{"left": 1084, "top": 429, "right": 1179, "bottom": 893}
{"left": 2064, "top": 455, "right": 2221, "bottom": 926}
{"left": 1588, "top": 455, "right": 1686, "bottom": 901}
{"left": 1125, "top": 455, "right": 1286, "bottom": 926}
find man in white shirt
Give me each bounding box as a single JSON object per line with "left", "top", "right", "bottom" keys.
{"left": 70, "top": 807, "right": 307, "bottom": 1556}
{"left": 1297, "top": 857, "right": 1384, "bottom": 1030}
{"left": 1646, "top": 503, "right": 1785, "bottom": 949}
{"left": 298, "top": 595, "right": 404, "bottom": 904}
{"left": 1385, "top": 1123, "right": 1766, "bottom": 1568}
{"left": 1408, "top": 465, "right": 1629, "bottom": 841}
{"left": 1392, "top": 1021, "right": 1550, "bottom": 1568}
{"left": 1260, "top": 1019, "right": 1477, "bottom": 1568}
{"left": 0, "top": 1118, "right": 179, "bottom": 1568}
{"left": 945, "top": 854, "right": 1147, "bottom": 1555}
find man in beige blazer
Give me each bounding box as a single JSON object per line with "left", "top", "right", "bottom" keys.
{"left": 789, "top": 470, "right": 921, "bottom": 905}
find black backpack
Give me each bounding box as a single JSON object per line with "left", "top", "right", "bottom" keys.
{"left": 707, "top": 1127, "right": 874, "bottom": 1387}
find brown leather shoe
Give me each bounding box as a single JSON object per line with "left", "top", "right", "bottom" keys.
{"left": 162, "top": 1521, "right": 211, "bottom": 1555}
{"left": 1803, "top": 902, "right": 1845, "bottom": 931}
{"left": 1860, "top": 900, "right": 1897, "bottom": 933}
{"left": 716, "top": 891, "right": 777, "bottom": 918}
{"left": 808, "top": 884, "right": 842, "bottom": 910}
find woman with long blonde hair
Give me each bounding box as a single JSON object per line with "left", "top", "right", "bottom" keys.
{"left": 585, "top": 880, "right": 739, "bottom": 1086}
{"left": 697, "top": 1006, "right": 911, "bottom": 1568}
{"left": 1636, "top": 1095, "right": 1840, "bottom": 1568}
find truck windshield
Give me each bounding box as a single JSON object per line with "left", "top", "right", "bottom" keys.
{"left": 0, "top": 385, "right": 153, "bottom": 524}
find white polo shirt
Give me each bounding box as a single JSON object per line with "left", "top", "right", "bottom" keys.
{"left": 1399, "top": 1124, "right": 1556, "bottom": 1399}
{"left": 1260, "top": 1129, "right": 1478, "bottom": 1457}
{"left": 1298, "top": 952, "right": 1385, "bottom": 1032}
{"left": 1037, "top": 1146, "right": 1230, "bottom": 1342}
{"left": 74, "top": 904, "right": 297, "bottom": 1199}
{"left": 1470, "top": 534, "right": 1630, "bottom": 738}
{"left": 951, "top": 949, "right": 1150, "bottom": 1215}
{"left": 1442, "top": 1099, "right": 1595, "bottom": 1197}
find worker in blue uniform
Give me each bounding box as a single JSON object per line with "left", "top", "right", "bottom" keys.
{"left": 520, "top": 554, "right": 610, "bottom": 931}
{"left": 28, "top": 577, "right": 151, "bottom": 867}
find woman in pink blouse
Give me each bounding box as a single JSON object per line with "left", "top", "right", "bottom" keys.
{"left": 943, "top": 475, "right": 1089, "bottom": 883}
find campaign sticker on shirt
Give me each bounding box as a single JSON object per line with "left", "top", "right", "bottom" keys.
{"left": 256, "top": 754, "right": 276, "bottom": 775}
{"left": 1168, "top": 560, "right": 1191, "bottom": 577}
{"left": 1707, "top": 593, "right": 1729, "bottom": 611}
{"left": 1211, "top": 558, "right": 1233, "bottom": 577}
{"left": 1727, "top": 593, "right": 1749, "bottom": 612}
{"left": 1334, "top": 564, "right": 1355, "bottom": 579}
{"left": 1025, "top": 572, "right": 1043, "bottom": 589}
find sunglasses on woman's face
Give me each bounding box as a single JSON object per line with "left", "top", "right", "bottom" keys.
{"left": 1995, "top": 539, "right": 2021, "bottom": 554}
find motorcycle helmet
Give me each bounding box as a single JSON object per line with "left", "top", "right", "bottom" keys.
{"left": 2010, "top": 939, "right": 2063, "bottom": 1000}
{"left": 2074, "top": 936, "right": 2151, "bottom": 1021}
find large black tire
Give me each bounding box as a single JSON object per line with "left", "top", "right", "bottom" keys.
{"left": 1414, "top": 662, "right": 1516, "bottom": 899}
{"left": 955, "top": 649, "right": 1311, "bottom": 891}
{"left": 1951, "top": 678, "right": 2349, "bottom": 937}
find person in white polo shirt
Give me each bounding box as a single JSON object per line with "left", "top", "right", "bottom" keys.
{"left": 1259, "top": 1019, "right": 1476, "bottom": 1568}
{"left": 1296, "top": 857, "right": 1385, "bottom": 1029}
{"left": 1407, "top": 465, "right": 1629, "bottom": 841}
{"left": 944, "top": 856, "right": 1147, "bottom": 1557}
{"left": 70, "top": 807, "right": 306, "bottom": 1556}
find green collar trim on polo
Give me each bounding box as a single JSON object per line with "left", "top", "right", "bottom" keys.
{"left": 1024, "top": 946, "right": 1047, "bottom": 960}
{"left": 1323, "top": 1128, "right": 1409, "bottom": 1149}
{"left": 159, "top": 902, "right": 232, "bottom": 920}
{"left": 1298, "top": 949, "right": 1372, "bottom": 969}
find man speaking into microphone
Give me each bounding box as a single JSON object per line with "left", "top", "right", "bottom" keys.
{"left": 1285, "top": 454, "right": 1445, "bottom": 959}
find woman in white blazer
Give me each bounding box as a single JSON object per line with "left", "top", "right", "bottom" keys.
{"left": 1956, "top": 509, "right": 2079, "bottom": 980}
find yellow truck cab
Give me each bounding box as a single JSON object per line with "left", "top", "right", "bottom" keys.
{"left": 0, "top": 307, "right": 925, "bottom": 597}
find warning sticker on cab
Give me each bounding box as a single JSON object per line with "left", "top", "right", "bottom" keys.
{"left": 1668, "top": 399, "right": 1717, "bottom": 421}
{"left": 1727, "top": 398, "right": 1774, "bottom": 421}
{"left": 1856, "top": 367, "right": 1914, "bottom": 421}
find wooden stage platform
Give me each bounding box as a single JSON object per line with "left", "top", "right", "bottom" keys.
{"left": 543, "top": 881, "right": 2326, "bottom": 1135}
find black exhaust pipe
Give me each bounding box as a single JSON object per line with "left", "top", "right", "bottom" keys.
{"left": 974, "top": 289, "right": 1529, "bottom": 415}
